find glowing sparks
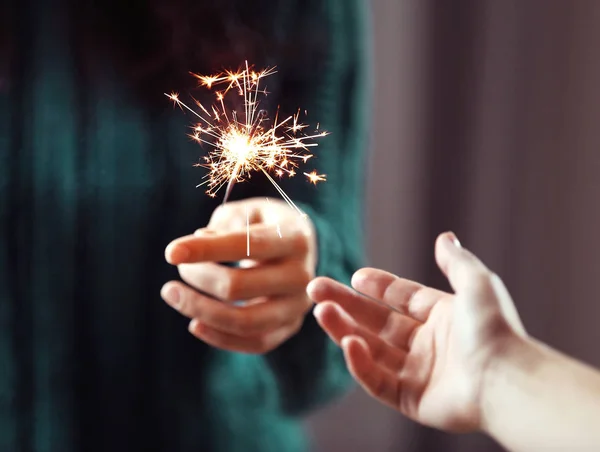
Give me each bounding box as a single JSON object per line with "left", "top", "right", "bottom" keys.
{"left": 304, "top": 170, "right": 327, "bottom": 185}
{"left": 166, "top": 62, "right": 328, "bottom": 210}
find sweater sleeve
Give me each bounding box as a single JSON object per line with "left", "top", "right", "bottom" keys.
{"left": 261, "top": 0, "right": 372, "bottom": 416}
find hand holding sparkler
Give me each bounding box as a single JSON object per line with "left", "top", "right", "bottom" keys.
{"left": 166, "top": 62, "right": 327, "bottom": 259}
{"left": 160, "top": 198, "right": 317, "bottom": 354}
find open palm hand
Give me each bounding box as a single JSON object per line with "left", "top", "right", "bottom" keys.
{"left": 307, "top": 232, "right": 525, "bottom": 432}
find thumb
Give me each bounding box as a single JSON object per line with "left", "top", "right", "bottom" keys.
{"left": 435, "top": 232, "right": 526, "bottom": 336}
{"left": 435, "top": 232, "right": 490, "bottom": 295}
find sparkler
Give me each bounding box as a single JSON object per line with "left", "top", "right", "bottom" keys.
{"left": 165, "top": 64, "right": 403, "bottom": 317}
{"left": 166, "top": 62, "right": 327, "bottom": 214}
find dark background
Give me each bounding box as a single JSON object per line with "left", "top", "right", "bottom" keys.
{"left": 306, "top": 1, "right": 600, "bottom": 451}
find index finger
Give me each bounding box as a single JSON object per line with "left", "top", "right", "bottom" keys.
{"left": 350, "top": 268, "right": 449, "bottom": 323}
{"left": 165, "top": 224, "right": 309, "bottom": 264}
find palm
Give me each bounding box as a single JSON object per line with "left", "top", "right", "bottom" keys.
{"left": 401, "top": 298, "right": 481, "bottom": 431}
{"left": 310, "top": 233, "right": 523, "bottom": 436}
{"left": 310, "top": 270, "right": 490, "bottom": 432}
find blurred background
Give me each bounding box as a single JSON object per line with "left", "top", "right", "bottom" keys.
{"left": 305, "top": 0, "right": 600, "bottom": 451}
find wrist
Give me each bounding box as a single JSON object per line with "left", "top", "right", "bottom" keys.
{"left": 479, "top": 333, "right": 541, "bottom": 436}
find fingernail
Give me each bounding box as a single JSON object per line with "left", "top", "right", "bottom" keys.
{"left": 161, "top": 286, "right": 181, "bottom": 308}
{"left": 446, "top": 231, "right": 461, "bottom": 248}
{"left": 188, "top": 318, "right": 199, "bottom": 334}
{"left": 166, "top": 244, "right": 190, "bottom": 264}
{"left": 350, "top": 270, "right": 368, "bottom": 290}
{"left": 342, "top": 335, "right": 368, "bottom": 352}
{"left": 341, "top": 336, "right": 353, "bottom": 349}
{"left": 313, "top": 303, "right": 324, "bottom": 318}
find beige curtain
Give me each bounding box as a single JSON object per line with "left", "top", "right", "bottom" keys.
{"left": 306, "top": 1, "right": 600, "bottom": 451}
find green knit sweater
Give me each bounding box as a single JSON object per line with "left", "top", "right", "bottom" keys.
{"left": 0, "top": 0, "right": 369, "bottom": 451}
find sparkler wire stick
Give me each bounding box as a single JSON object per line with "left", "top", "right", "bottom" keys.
{"left": 245, "top": 203, "right": 250, "bottom": 257}
{"left": 222, "top": 176, "right": 237, "bottom": 205}
{"left": 265, "top": 197, "right": 283, "bottom": 238}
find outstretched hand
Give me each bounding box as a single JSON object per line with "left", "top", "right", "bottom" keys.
{"left": 307, "top": 232, "right": 526, "bottom": 432}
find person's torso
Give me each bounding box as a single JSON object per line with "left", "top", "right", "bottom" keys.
{"left": 0, "top": 1, "right": 306, "bottom": 451}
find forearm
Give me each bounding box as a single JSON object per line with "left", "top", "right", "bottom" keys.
{"left": 264, "top": 204, "right": 358, "bottom": 415}
{"left": 482, "top": 336, "right": 600, "bottom": 451}
{"left": 262, "top": 0, "right": 369, "bottom": 415}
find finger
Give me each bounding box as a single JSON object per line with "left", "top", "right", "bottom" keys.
{"left": 350, "top": 268, "right": 448, "bottom": 323}
{"left": 207, "top": 199, "right": 303, "bottom": 231}
{"left": 178, "top": 261, "right": 312, "bottom": 301}
{"left": 434, "top": 232, "right": 526, "bottom": 334}
{"left": 308, "top": 278, "right": 421, "bottom": 350}
{"left": 165, "top": 224, "right": 309, "bottom": 265}
{"left": 314, "top": 302, "right": 407, "bottom": 369}
{"left": 161, "top": 281, "right": 310, "bottom": 336}
{"left": 207, "top": 201, "right": 264, "bottom": 231}
{"left": 314, "top": 297, "right": 418, "bottom": 351}
{"left": 341, "top": 335, "right": 401, "bottom": 409}
{"left": 434, "top": 232, "right": 491, "bottom": 295}
{"left": 188, "top": 318, "right": 302, "bottom": 354}
{"left": 307, "top": 277, "right": 393, "bottom": 332}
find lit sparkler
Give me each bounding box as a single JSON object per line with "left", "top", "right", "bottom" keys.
{"left": 166, "top": 62, "right": 327, "bottom": 213}
{"left": 166, "top": 64, "right": 401, "bottom": 316}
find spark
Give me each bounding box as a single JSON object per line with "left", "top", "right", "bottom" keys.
{"left": 166, "top": 62, "right": 328, "bottom": 211}
{"left": 245, "top": 203, "right": 250, "bottom": 257}
{"left": 265, "top": 197, "right": 283, "bottom": 238}
{"left": 304, "top": 170, "right": 327, "bottom": 185}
